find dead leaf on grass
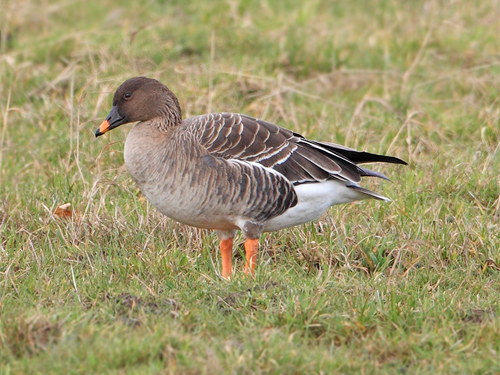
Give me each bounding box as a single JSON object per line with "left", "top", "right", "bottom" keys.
{"left": 53, "top": 203, "right": 74, "bottom": 218}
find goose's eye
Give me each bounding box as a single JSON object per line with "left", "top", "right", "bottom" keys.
{"left": 124, "top": 93, "right": 132, "bottom": 100}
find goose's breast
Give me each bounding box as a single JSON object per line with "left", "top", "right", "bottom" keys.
{"left": 124, "top": 133, "right": 243, "bottom": 230}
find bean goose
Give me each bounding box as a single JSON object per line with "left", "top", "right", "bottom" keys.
{"left": 95, "top": 76, "right": 406, "bottom": 278}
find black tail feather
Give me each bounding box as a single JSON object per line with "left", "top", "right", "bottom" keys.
{"left": 314, "top": 140, "right": 407, "bottom": 165}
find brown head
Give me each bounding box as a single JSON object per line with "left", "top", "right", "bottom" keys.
{"left": 95, "top": 77, "right": 182, "bottom": 137}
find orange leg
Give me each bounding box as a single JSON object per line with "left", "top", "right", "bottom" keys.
{"left": 220, "top": 238, "right": 233, "bottom": 279}
{"left": 244, "top": 239, "right": 259, "bottom": 275}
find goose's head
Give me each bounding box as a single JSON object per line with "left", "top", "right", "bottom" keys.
{"left": 95, "top": 76, "right": 182, "bottom": 136}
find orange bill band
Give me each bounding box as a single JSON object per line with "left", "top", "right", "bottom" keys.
{"left": 96, "top": 119, "right": 111, "bottom": 136}
{"left": 95, "top": 106, "right": 125, "bottom": 137}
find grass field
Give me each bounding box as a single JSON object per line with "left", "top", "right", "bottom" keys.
{"left": 1, "top": 0, "right": 499, "bottom": 373}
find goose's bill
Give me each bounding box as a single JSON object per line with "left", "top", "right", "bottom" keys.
{"left": 95, "top": 106, "right": 125, "bottom": 137}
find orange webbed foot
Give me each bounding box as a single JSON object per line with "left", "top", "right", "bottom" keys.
{"left": 244, "top": 238, "right": 259, "bottom": 275}
{"left": 220, "top": 238, "right": 233, "bottom": 279}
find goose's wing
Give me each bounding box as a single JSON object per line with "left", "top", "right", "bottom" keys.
{"left": 192, "top": 112, "right": 406, "bottom": 185}
{"left": 200, "top": 154, "right": 298, "bottom": 223}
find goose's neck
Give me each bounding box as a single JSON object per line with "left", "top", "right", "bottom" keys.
{"left": 149, "top": 116, "right": 182, "bottom": 133}
{"left": 156, "top": 95, "right": 182, "bottom": 132}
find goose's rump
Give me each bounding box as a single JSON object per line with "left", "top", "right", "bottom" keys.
{"left": 263, "top": 179, "right": 386, "bottom": 232}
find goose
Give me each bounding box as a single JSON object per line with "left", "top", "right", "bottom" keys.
{"left": 95, "top": 76, "right": 406, "bottom": 278}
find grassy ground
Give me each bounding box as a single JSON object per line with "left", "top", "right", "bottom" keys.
{"left": 1, "top": 0, "right": 499, "bottom": 373}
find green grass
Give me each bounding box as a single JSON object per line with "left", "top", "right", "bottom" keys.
{"left": 1, "top": 0, "right": 499, "bottom": 373}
